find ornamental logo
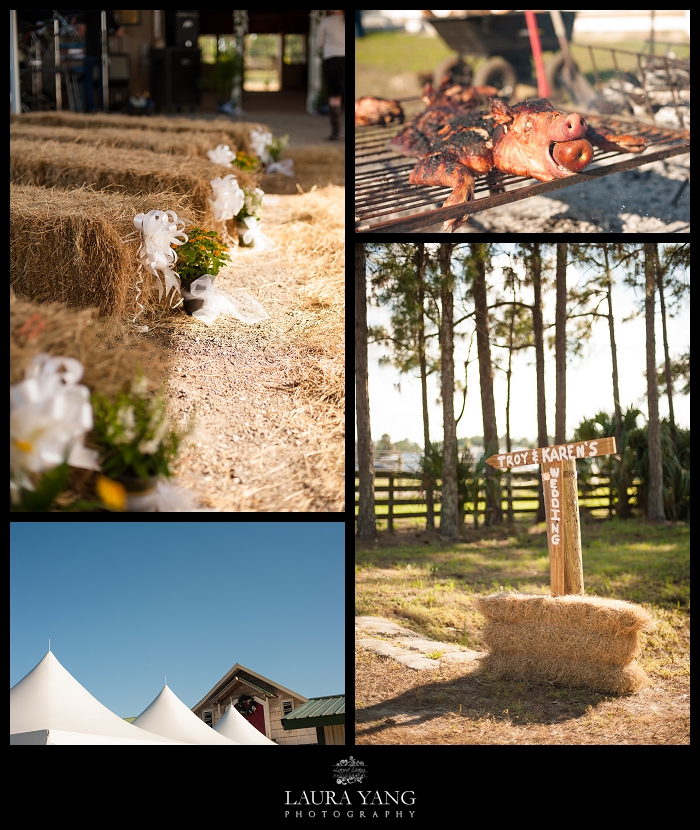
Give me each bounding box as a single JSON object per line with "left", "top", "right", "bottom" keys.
{"left": 333, "top": 756, "right": 367, "bottom": 785}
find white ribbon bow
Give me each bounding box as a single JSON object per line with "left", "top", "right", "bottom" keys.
{"left": 265, "top": 158, "right": 294, "bottom": 177}
{"left": 185, "top": 275, "right": 270, "bottom": 326}
{"left": 250, "top": 127, "right": 273, "bottom": 165}
{"left": 207, "top": 143, "right": 236, "bottom": 166}
{"left": 10, "top": 354, "right": 100, "bottom": 488}
{"left": 133, "top": 210, "right": 187, "bottom": 303}
{"left": 241, "top": 217, "right": 276, "bottom": 250}
{"left": 209, "top": 174, "right": 246, "bottom": 222}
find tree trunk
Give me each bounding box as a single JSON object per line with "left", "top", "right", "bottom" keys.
{"left": 644, "top": 243, "right": 665, "bottom": 522}
{"left": 438, "top": 243, "right": 459, "bottom": 539}
{"left": 555, "top": 243, "right": 567, "bottom": 445}
{"left": 471, "top": 243, "right": 502, "bottom": 525}
{"left": 505, "top": 285, "right": 515, "bottom": 525}
{"left": 656, "top": 250, "right": 677, "bottom": 447}
{"left": 531, "top": 244, "right": 548, "bottom": 523}
{"left": 604, "top": 247, "right": 630, "bottom": 518}
{"left": 416, "top": 244, "right": 435, "bottom": 530}
{"left": 355, "top": 243, "right": 376, "bottom": 540}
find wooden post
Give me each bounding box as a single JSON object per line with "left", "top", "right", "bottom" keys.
{"left": 388, "top": 473, "right": 394, "bottom": 534}
{"left": 486, "top": 437, "right": 616, "bottom": 596}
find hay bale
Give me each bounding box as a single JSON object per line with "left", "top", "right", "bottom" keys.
{"left": 10, "top": 183, "right": 196, "bottom": 325}
{"left": 474, "top": 592, "right": 653, "bottom": 635}
{"left": 482, "top": 621, "right": 642, "bottom": 666}
{"left": 10, "top": 291, "right": 166, "bottom": 395}
{"left": 10, "top": 138, "right": 256, "bottom": 226}
{"left": 9, "top": 111, "right": 266, "bottom": 155}
{"left": 478, "top": 653, "right": 650, "bottom": 695}
{"left": 11, "top": 291, "right": 170, "bottom": 507}
{"left": 10, "top": 122, "right": 253, "bottom": 162}
{"left": 474, "top": 592, "right": 654, "bottom": 694}
{"left": 259, "top": 145, "right": 345, "bottom": 194}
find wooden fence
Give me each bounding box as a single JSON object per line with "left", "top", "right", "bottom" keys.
{"left": 354, "top": 470, "right": 638, "bottom": 531}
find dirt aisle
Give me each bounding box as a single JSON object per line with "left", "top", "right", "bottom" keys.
{"left": 145, "top": 185, "right": 344, "bottom": 512}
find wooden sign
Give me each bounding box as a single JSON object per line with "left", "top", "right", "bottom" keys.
{"left": 485, "top": 437, "right": 617, "bottom": 597}
{"left": 485, "top": 437, "right": 617, "bottom": 470}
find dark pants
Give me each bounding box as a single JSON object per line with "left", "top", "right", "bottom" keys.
{"left": 323, "top": 56, "right": 345, "bottom": 101}
{"left": 82, "top": 55, "right": 103, "bottom": 112}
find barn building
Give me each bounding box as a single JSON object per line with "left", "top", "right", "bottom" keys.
{"left": 192, "top": 663, "right": 319, "bottom": 745}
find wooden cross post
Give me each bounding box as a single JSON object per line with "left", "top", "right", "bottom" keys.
{"left": 485, "top": 438, "right": 617, "bottom": 597}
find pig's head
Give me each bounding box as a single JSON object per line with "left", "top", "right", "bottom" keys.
{"left": 489, "top": 98, "right": 594, "bottom": 181}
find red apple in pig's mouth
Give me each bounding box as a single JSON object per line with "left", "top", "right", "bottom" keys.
{"left": 551, "top": 139, "right": 594, "bottom": 173}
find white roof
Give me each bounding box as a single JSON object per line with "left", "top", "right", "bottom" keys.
{"left": 10, "top": 651, "right": 186, "bottom": 744}
{"left": 214, "top": 702, "right": 278, "bottom": 745}
{"left": 132, "top": 684, "right": 240, "bottom": 745}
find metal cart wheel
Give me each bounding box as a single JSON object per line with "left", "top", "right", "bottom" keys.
{"left": 432, "top": 54, "right": 473, "bottom": 88}
{"left": 472, "top": 57, "right": 517, "bottom": 97}
{"left": 544, "top": 54, "right": 593, "bottom": 102}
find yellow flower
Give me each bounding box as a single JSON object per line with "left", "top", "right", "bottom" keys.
{"left": 96, "top": 474, "right": 127, "bottom": 511}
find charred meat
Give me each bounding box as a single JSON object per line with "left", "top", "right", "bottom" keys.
{"left": 355, "top": 96, "right": 405, "bottom": 127}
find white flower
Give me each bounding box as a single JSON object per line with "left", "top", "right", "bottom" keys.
{"left": 130, "top": 374, "right": 148, "bottom": 397}
{"left": 207, "top": 143, "right": 235, "bottom": 166}
{"left": 210, "top": 174, "right": 245, "bottom": 222}
{"left": 138, "top": 437, "right": 160, "bottom": 455}
{"left": 115, "top": 406, "right": 137, "bottom": 444}
{"left": 10, "top": 354, "right": 99, "bottom": 486}
{"left": 250, "top": 127, "right": 273, "bottom": 165}
{"left": 138, "top": 409, "right": 170, "bottom": 455}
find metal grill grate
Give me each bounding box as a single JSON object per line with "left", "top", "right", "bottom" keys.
{"left": 355, "top": 98, "right": 690, "bottom": 233}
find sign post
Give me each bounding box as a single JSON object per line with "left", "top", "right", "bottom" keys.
{"left": 485, "top": 437, "right": 617, "bottom": 597}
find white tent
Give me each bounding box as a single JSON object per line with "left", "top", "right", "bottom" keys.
{"left": 214, "top": 702, "right": 278, "bottom": 745}
{"left": 132, "top": 684, "right": 240, "bottom": 745}
{"left": 10, "top": 651, "right": 187, "bottom": 745}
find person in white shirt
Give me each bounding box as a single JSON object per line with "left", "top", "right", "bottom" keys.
{"left": 316, "top": 10, "right": 345, "bottom": 140}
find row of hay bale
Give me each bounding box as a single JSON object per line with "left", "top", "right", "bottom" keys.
{"left": 9, "top": 110, "right": 266, "bottom": 151}
{"left": 9, "top": 137, "right": 256, "bottom": 230}
{"left": 10, "top": 122, "right": 249, "bottom": 162}
{"left": 10, "top": 184, "right": 196, "bottom": 327}
{"left": 474, "top": 592, "right": 654, "bottom": 694}
{"left": 10, "top": 112, "right": 266, "bottom": 329}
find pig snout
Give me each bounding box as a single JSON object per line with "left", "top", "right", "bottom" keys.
{"left": 548, "top": 113, "right": 588, "bottom": 141}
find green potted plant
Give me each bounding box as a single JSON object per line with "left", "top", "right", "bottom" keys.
{"left": 91, "top": 371, "right": 192, "bottom": 511}
{"left": 231, "top": 150, "right": 262, "bottom": 174}
{"left": 174, "top": 227, "right": 232, "bottom": 315}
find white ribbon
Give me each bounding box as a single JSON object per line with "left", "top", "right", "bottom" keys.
{"left": 250, "top": 127, "right": 273, "bottom": 165}
{"left": 241, "top": 216, "right": 276, "bottom": 250}
{"left": 133, "top": 210, "right": 187, "bottom": 306}
{"left": 185, "top": 275, "right": 270, "bottom": 326}
{"left": 209, "top": 174, "right": 246, "bottom": 222}
{"left": 155, "top": 480, "right": 217, "bottom": 511}
{"left": 265, "top": 158, "right": 294, "bottom": 177}
{"left": 207, "top": 143, "right": 236, "bottom": 166}
{"left": 10, "top": 354, "right": 100, "bottom": 486}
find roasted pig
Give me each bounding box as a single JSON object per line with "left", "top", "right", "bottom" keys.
{"left": 388, "top": 88, "right": 647, "bottom": 231}
{"left": 355, "top": 96, "right": 405, "bottom": 126}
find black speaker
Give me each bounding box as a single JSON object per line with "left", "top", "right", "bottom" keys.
{"left": 150, "top": 48, "right": 201, "bottom": 112}
{"left": 165, "top": 10, "right": 200, "bottom": 49}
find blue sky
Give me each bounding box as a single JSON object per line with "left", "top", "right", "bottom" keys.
{"left": 10, "top": 522, "right": 345, "bottom": 718}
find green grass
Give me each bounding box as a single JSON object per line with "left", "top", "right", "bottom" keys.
{"left": 355, "top": 518, "right": 689, "bottom": 672}
{"left": 356, "top": 29, "right": 454, "bottom": 77}
{"left": 355, "top": 29, "right": 690, "bottom": 99}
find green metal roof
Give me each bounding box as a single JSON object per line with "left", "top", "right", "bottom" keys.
{"left": 281, "top": 695, "right": 345, "bottom": 730}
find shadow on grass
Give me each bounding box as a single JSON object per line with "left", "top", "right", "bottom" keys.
{"left": 356, "top": 662, "right": 613, "bottom": 737}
